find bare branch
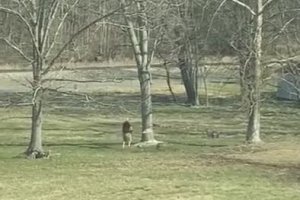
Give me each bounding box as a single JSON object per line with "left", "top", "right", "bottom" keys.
{"left": 263, "top": 55, "right": 300, "bottom": 66}
{"left": 262, "top": 0, "right": 276, "bottom": 11}
{"left": 0, "top": 6, "right": 40, "bottom": 57}
{"left": 280, "top": 77, "right": 300, "bottom": 93}
{"left": 230, "top": 0, "right": 256, "bottom": 16}
{"left": 121, "top": 0, "right": 143, "bottom": 66}
{"left": 32, "top": 86, "right": 42, "bottom": 105}
{"left": 18, "top": 0, "right": 35, "bottom": 23}
{"left": 5, "top": 73, "right": 32, "bottom": 90}
{"left": 43, "top": 5, "right": 124, "bottom": 75}
{"left": 44, "top": 87, "right": 92, "bottom": 100}
{"left": 269, "top": 18, "right": 295, "bottom": 44}
{"left": 41, "top": 0, "right": 60, "bottom": 54}
{"left": 44, "top": 0, "right": 80, "bottom": 59}
{"left": 148, "top": 37, "right": 159, "bottom": 66}
{"left": 0, "top": 38, "right": 33, "bottom": 62}
{"left": 205, "top": 0, "right": 228, "bottom": 46}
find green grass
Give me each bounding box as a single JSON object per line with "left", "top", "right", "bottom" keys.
{"left": 0, "top": 66, "right": 299, "bottom": 199}
{"left": 0, "top": 92, "right": 300, "bottom": 200}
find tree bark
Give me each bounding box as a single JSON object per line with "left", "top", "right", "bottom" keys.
{"left": 179, "top": 58, "right": 199, "bottom": 106}
{"left": 175, "top": 22, "right": 200, "bottom": 106}
{"left": 246, "top": 0, "right": 263, "bottom": 143}
{"left": 246, "top": 96, "right": 261, "bottom": 142}
{"left": 164, "top": 62, "right": 177, "bottom": 102}
{"left": 139, "top": 69, "right": 154, "bottom": 141}
{"left": 26, "top": 63, "right": 44, "bottom": 157}
{"left": 27, "top": 84, "right": 44, "bottom": 156}
{"left": 239, "top": 58, "right": 247, "bottom": 104}
{"left": 233, "top": 0, "right": 264, "bottom": 143}
{"left": 121, "top": 0, "right": 155, "bottom": 142}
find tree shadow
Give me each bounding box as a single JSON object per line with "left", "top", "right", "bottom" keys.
{"left": 44, "top": 142, "right": 121, "bottom": 150}
{"left": 199, "top": 152, "right": 300, "bottom": 183}
{"left": 167, "top": 140, "right": 228, "bottom": 148}
{"left": 0, "top": 90, "right": 242, "bottom": 114}
{"left": 0, "top": 141, "right": 122, "bottom": 150}
{"left": 0, "top": 128, "right": 29, "bottom": 131}
{"left": 205, "top": 153, "right": 300, "bottom": 172}
{"left": 0, "top": 143, "right": 28, "bottom": 147}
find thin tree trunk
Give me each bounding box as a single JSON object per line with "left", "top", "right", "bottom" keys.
{"left": 201, "top": 66, "right": 209, "bottom": 107}
{"left": 239, "top": 59, "right": 247, "bottom": 104}
{"left": 164, "top": 62, "right": 176, "bottom": 102}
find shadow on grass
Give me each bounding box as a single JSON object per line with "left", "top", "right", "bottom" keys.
{"left": 167, "top": 140, "right": 228, "bottom": 148}
{"left": 0, "top": 128, "right": 29, "bottom": 131}
{"left": 0, "top": 143, "right": 28, "bottom": 147}
{"left": 0, "top": 142, "right": 121, "bottom": 150}
{"left": 0, "top": 91, "right": 241, "bottom": 110}
{"left": 204, "top": 154, "right": 300, "bottom": 171}
{"left": 1, "top": 91, "right": 298, "bottom": 114}
{"left": 44, "top": 142, "right": 121, "bottom": 150}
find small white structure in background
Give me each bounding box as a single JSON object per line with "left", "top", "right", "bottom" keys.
{"left": 277, "top": 73, "right": 300, "bottom": 101}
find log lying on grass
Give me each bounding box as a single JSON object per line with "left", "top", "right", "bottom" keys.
{"left": 133, "top": 140, "right": 164, "bottom": 149}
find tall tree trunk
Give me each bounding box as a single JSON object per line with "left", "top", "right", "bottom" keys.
{"left": 139, "top": 68, "right": 154, "bottom": 141}
{"left": 246, "top": 0, "right": 263, "bottom": 143}
{"left": 239, "top": 58, "right": 247, "bottom": 104}
{"left": 179, "top": 58, "right": 199, "bottom": 106}
{"left": 173, "top": 0, "right": 200, "bottom": 107}
{"left": 246, "top": 94, "right": 261, "bottom": 142}
{"left": 26, "top": 2, "right": 46, "bottom": 157}
{"left": 26, "top": 69, "right": 44, "bottom": 157}
{"left": 27, "top": 85, "right": 43, "bottom": 155}
{"left": 164, "top": 62, "right": 177, "bottom": 102}
{"left": 121, "top": 0, "right": 155, "bottom": 142}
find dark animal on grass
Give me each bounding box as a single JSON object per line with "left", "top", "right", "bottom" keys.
{"left": 122, "top": 119, "right": 133, "bottom": 148}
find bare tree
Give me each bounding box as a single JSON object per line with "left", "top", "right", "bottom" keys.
{"left": 0, "top": 0, "right": 121, "bottom": 158}
{"left": 162, "top": 0, "right": 202, "bottom": 106}
{"left": 160, "top": 0, "right": 230, "bottom": 106}
{"left": 229, "top": 0, "right": 278, "bottom": 143}
{"left": 120, "top": 0, "right": 162, "bottom": 142}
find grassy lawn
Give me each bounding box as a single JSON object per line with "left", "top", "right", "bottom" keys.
{"left": 0, "top": 90, "right": 300, "bottom": 200}
{"left": 0, "top": 65, "right": 299, "bottom": 200}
